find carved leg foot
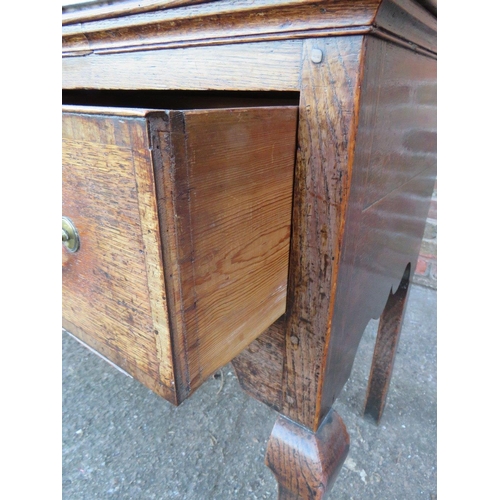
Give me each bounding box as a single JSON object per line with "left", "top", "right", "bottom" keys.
{"left": 364, "top": 265, "right": 411, "bottom": 423}
{"left": 265, "top": 408, "right": 350, "bottom": 500}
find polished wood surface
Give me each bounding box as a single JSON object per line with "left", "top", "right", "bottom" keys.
{"left": 318, "top": 37, "right": 437, "bottom": 419}
{"left": 281, "top": 36, "right": 365, "bottom": 431}
{"left": 62, "top": 0, "right": 437, "bottom": 497}
{"left": 62, "top": 111, "right": 176, "bottom": 401}
{"left": 62, "top": 0, "right": 435, "bottom": 56}
{"left": 265, "top": 408, "right": 350, "bottom": 500}
{"left": 235, "top": 35, "right": 436, "bottom": 431}
{"left": 62, "top": 0, "right": 378, "bottom": 53}
{"left": 63, "top": 104, "right": 298, "bottom": 404}
{"left": 62, "top": 0, "right": 437, "bottom": 24}
{"left": 62, "top": 0, "right": 435, "bottom": 93}
{"left": 364, "top": 264, "right": 410, "bottom": 422}
{"left": 232, "top": 316, "right": 286, "bottom": 412}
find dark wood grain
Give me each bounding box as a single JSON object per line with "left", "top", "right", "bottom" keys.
{"left": 318, "top": 36, "right": 437, "bottom": 419}
{"left": 62, "top": 0, "right": 206, "bottom": 24}
{"left": 364, "top": 264, "right": 410, "bottom": 423}
{"left": 62, "top": 0, "right": 379, "bottom": 54}
{"left": 374, "top": 0, "right": 437, "bottom": 53}
{"left": 62, "top": 1, "right": 437, "bottom": 497}
{"left": 281, "top": 36, "right": 365, "bottom": 431}
{"left": 62, "top": 0, "right": 436, "bottom": 57}
{"left": 234, "top": 35, "right": 436, "bottom": 434}
{"left": 62, "top": 0, "right": 437, "bottom": 28}
{"left": 265, "top": 408, "right": 350, "bottom": 499}
{"left": 232, "top": 317, "right": 286, "bottom": 412}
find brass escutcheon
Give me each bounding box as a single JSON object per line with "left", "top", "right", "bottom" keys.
{"left": 62, "top": 216, "right": 80, "bottom": 253}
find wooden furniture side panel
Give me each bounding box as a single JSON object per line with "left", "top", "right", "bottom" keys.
{"left": 62, "top": 112, "right": 176, "bottom": 403}
{"left": 232, "top": 36, "right": 436, "bottom": 427}
{"left": 318, "top": 36, "right": 437, "bottom": 416}
{"left": 361, "top": 40, "right": 437, "bottom": 209}
{"left": 63, "top": 0, "right": 436, "bottom": 57}
{"left": 172, "top": 107, "right": 298, "bottom": 393}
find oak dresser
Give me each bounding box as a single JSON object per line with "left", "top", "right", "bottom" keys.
{"left": 62, "top": 0, "right": 437, "bottom": 498}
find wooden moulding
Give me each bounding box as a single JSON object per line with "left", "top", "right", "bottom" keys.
{"left": 363, "top": 264, "right": 411, "bottom": 423}
{"left": 62, "top": 0, "right": 378, "bottom": 53}
{"left": 62, "top": 102, "right": 298, "bottom": 404}
{"left": 62, "top": 0, "right": 208, "bottom": 25}
{"left": 62, "top": 0, "right": 436, "bottom": 58}
{"left": 62, "top": 0, "right": 436, "bottom": 27}
{"left": 374, "top": 0, "right": 437, "bottom": 53}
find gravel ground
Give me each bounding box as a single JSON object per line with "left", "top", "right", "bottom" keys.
{"left": 62, "top": 284, "right": 436, "bottom": 500}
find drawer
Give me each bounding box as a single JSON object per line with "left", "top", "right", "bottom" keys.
{"left": 62, "top": 103, "right": 298, "bottom": 404}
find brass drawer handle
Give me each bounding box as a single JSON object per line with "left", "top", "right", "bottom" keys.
{"left": 62, "top": 216, "right": 80, "bottom": 253}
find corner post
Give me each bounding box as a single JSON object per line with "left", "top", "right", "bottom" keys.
{"left": 264, "top": 36, "right": 365, "bottom": 499}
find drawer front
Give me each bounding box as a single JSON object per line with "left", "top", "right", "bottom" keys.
{"left": 62, "top": 111, "right": 175, "bottom": 402}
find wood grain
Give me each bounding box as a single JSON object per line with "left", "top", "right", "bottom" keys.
{"left": 61, "top": 0, "right": 438, "bottom": 496}
{"left": 63, "top": 0, "right": 206, "bottom": 25}
{"left": 62, "top": 0, "right": 437, "bottom": 27}
{"left": 62, "top": 90, "right": 300, "bottom": 110}
{"left": 364, "top": 264, "right": 410, "bottom": 423}
{"left": 233, "top": 35, "right": 436, "bottom": 433}
{"left": 159, "top": 107, "right": 298, "bottom": 395}
{"left": 62, "top": 0, "right": 379, "bottom": 54}
{"left": 281, "top": 37, "right": 365, "bottom": 431}
{"left": 360, "top": 41, "right": 437, "bottom": 210}
{"left": 62, "top": 41, "right": 302, "bottom": 91}
{"left": 63, "top": 103, "right": 298, "bottom": 403}
{"left": 232, "top": 317, "right": 286, "bottom": 412}
{"left": 318, "top": 36, "right": 437, "bottom": 419}
{"left": 62, "top": 0, "right": 435, "bottom": 57}
{"left": 265, "top": 408, "right": 350, "bottom": 499}
{"left": 62, "top": 111, "right": 177, "bottom": 402}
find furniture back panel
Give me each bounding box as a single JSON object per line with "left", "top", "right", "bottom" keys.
{"left": 319, "top": 36, "right": 437, "bottom": 417}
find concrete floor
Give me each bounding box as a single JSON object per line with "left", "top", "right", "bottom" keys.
{"left": 62, "top": 284, "right": 436, "bottom": 500}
